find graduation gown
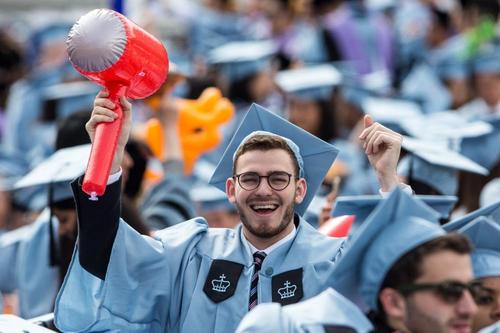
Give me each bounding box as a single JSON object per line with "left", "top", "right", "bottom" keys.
{"left": 54, "top": 179, "right": 345, "bottom": 333}
{"left": 0, "top": 209, "right": 60, "bottom": 318}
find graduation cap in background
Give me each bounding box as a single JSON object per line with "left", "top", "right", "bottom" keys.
{"left": 40, "top": 81, "right": 99, "bottom": 122}
{"left": 360, "top": 97, "right": 423, "bottom": 134}
{"left": 398, "top": 111, "right": 494, "bottom": 140}
{"left": 330, "top": 188, "right": 444, "bottom": 311}
{"left": 209, "top": 103, "right": 339, "bottom": 216}
{"left": 14, "top": 144, "right": 91, "bottom": 266}
{"left": 460, "top": 128, "right": 500, "bottom": 171}
{"left": 398, "top": 136, "right": 489, "bottom": 196}
{"left": 457, "top": 217, "right": 500, "bottom": 279}
{"left": 332, "top": 194, "right": 458, "bottom": 229}
{"left": 443, "top": 199, "right": 500, "bottom": 232}
{"left": 207, "top": 40, "right": 278, "bottom": 83}
{"left": 274, "top": 64, "right": 342, "bottom": 101}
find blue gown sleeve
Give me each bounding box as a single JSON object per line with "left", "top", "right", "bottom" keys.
{"left": 55, "top": 178, "right": 209, "bottom": 332}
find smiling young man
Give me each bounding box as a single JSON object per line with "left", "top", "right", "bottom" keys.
{"left": 54, "top": 93, "right": 404, "bottom": 333}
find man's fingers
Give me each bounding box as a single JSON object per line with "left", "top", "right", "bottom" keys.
{"left": 94, "top": 97, "right": 115, "bottom": 110}
{"left": 87, "top": 114, "right": 116, "bottom": 125}
{"left": 120, "top": 96, "right": 132, "bottom": 113}
{"left": 93, "top": 106, "right": 118, "bottom": 118}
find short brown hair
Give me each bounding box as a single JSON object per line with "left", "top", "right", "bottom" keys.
{"left": 373, "top": 233, "right": 473, "bottom": 322}
{"left": 233, "top": 134, "right": 300, "bottom": 177}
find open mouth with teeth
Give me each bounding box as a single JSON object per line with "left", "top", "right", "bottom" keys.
{"left": 250, "top": 203, "right": 279, "bottom": 215}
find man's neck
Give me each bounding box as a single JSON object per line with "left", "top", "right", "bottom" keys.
{"left": 243, "top": 220, "right": 295, "bottom": 251}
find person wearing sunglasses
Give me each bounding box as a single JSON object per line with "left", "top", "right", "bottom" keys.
{"left": 456, "top": 217, "right": 500, "bottom": 332}
{"left": 324, "top": 188, "right": 478, "bottom": 333}
{"left": 53, "top": 96, "right": 404, "bottom": 332}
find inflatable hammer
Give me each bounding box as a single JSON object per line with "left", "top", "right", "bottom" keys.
{"left": 66, "top": 8, "right": 168, "bottom": 198}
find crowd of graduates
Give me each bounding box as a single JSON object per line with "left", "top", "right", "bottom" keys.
{"left": 0, "top": 0, "right": 500, "bottom": 332}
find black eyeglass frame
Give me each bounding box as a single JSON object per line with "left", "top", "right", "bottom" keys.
{"left": 397, "top": 280, "right": 484, "bottom": 304}
{"left": 233, "top": 171, "right": 298, "bottom": 191}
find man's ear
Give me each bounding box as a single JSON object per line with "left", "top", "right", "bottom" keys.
{"left": 226, "top": 178, "right": 236, "bottom": 203}
{"left": 294, "top": 178, "right": 307, "bottom": 204}
{"left": 379, "top": 288, "right": 406, "bottom": 320}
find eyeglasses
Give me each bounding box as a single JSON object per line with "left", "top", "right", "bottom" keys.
{"left": 397, "top": 281, "right": 484, "bottom": 304}
{"left": 233, "top": 171, "right": 296, "bottom": 191}
{"left": 472, "top": 285, "right": 498, "bottom": 306}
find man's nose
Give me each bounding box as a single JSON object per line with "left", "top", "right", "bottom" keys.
{"left": 254, "top": 177, "right": 273, "bottom": 194}
{"left": 456, "top": 290, "right": 478, "bottom": 316}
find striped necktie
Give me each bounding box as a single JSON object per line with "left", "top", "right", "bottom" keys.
{"left": 248, "top": 251, "right": 266, "bottom": 311}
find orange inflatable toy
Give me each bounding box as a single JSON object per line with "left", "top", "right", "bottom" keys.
{"left": 318, "top": 215, "right": 356, "bottom": 238}
{"left": 144, "top": 87, "right": 234, "bottom": 174}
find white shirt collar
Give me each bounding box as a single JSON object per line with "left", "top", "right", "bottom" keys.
{"left": 245, "top": 224, "right": 297, "bottom": 256}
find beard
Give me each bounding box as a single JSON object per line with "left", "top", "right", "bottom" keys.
{"left": 237, "top": 200, "right": 295, "bottom": 239}
{"left": 404, "top": 297, "right": 473, "bottom": 333}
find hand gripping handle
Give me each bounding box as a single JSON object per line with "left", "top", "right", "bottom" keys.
{"left": 82, "top": 84, "right": 127, "bottom": 199}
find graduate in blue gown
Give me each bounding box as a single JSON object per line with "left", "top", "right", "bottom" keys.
{"left": 330, "top": 188, "right": 479, "bottom": 332}
{"left": 54, "top": 90, "right": 405, "bottom": 332}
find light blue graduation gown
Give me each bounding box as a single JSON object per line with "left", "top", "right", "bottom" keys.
{"left": 236, "top": 288, "right": 373, "bottom": 333}
{"left": 480, "top": 322, "right": 500, "bottom": 333}
{"left": 0, "top": 209, "right": 59, "bottom": 318}
{"left": 54, "top": 217, "right": 345, "bottom": 332}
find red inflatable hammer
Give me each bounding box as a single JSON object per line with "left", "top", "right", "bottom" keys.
{"left": 66, "top": 8, "right": 168, "bottom": 198}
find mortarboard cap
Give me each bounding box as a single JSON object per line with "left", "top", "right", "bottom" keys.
{"left": 14, "top": 144, "right": 91, "bottom": 203}
{"left": 443, "top": 199, "right": 500, "bottom": 232}
{"left": 331, "top": 188, "right": 445, "bottom": 310}
{"left": 361, "top": 97, "right": 422, "bottom": 128}
{"left": 207, "top": 40, "right": 277, "bottom": 82}
{"left": 460, "top": 129, "right": 500, "bottom": 171}
{"left": 458, "top": 217, "right": 500, "bottom": 279}
{"left": 209, "top": 103, "right": 339, "bottom": 216}
{"left": 274, "top": 64, "right": 342, "bottom": 101}
{"left": 399, "top": 111, "right": 494, "bottom": 140}
{"left": 398, "top": 136, "right": 489, "bottom": 195}
{"left": 333, "top": 194, "right": 458, "bottom": 227}
{"left": 292, "top": 288, "right": 374, "bottom": 332}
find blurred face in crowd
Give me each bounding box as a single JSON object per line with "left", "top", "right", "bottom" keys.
{"left": 226, "top": 148, "right": 306, "bottom": 248}
{"left": 475, "top": 73, "right": 500, "bottom": 108}
{"left": 383, "top": 250, "right": 477, "bottom": 333}
{"left": 53, "top": 207, "right": 77, "bottom": 239}
{"left": 472, "top": 276, "right": 500, "bottom": 331}
{"left": 288, "top": 98, "right": 321, "bottom": 137}
{"left": 249, "top": 71, "right": 275, "bottom": 103}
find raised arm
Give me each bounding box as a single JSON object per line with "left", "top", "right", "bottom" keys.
{"left": 76, "top": 90, "right": 132, "bottom": 279}
{"left": 359, "top": 115, "right": 403, "bottom": 192}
